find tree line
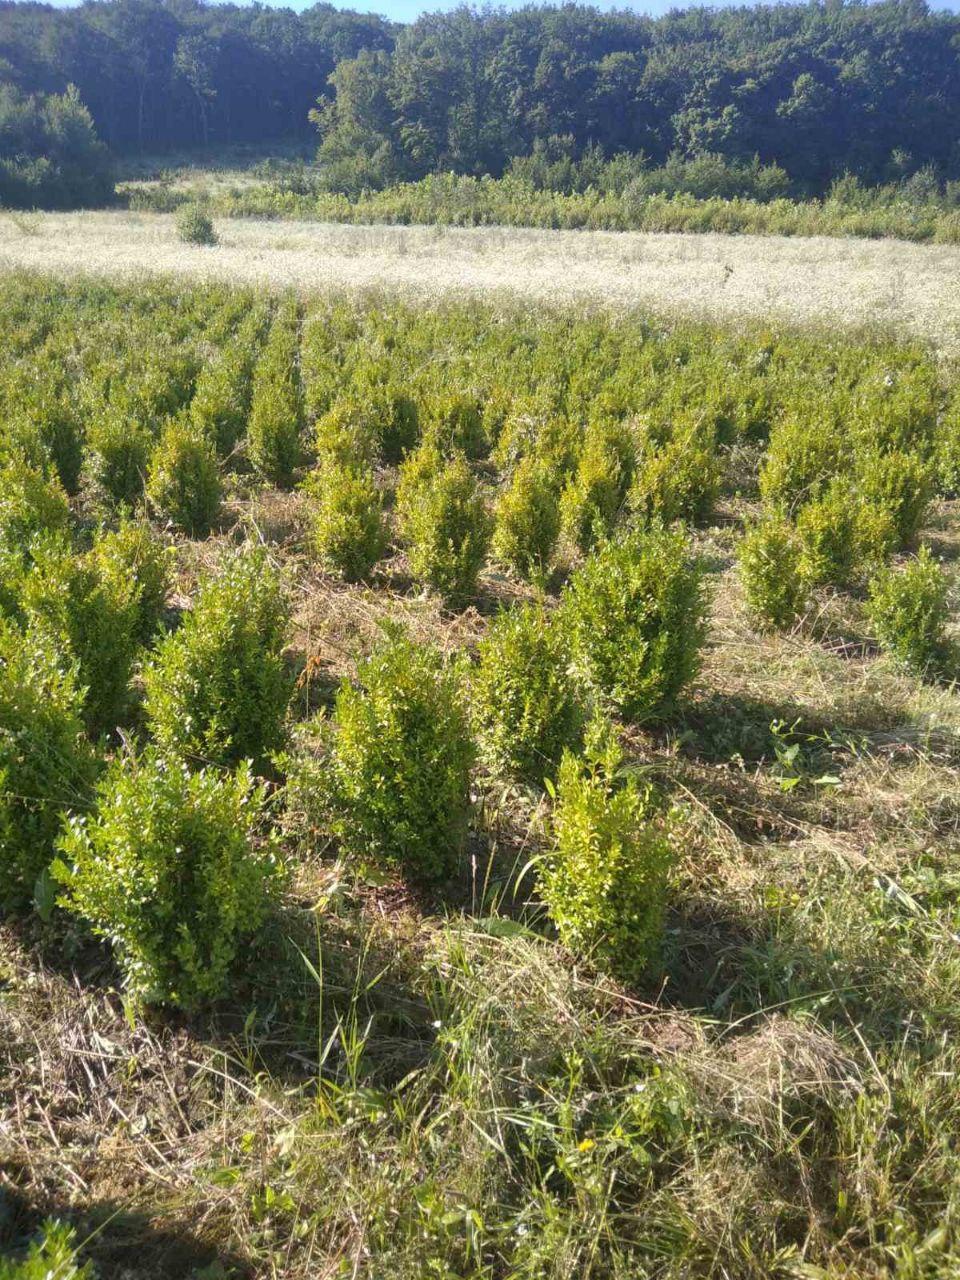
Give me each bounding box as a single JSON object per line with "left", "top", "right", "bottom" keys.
{"left": 3, "top": 0, "right": 960, "bottom": 206}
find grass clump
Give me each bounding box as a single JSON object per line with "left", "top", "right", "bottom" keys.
{"left": 144, "top": 549, "right": 290, "bottom": 768}
{"left": 866, "top": 546, "right": 951, "bottom": 676}
{"left": 538, "top": 724, "right": 673, "bottom": 984}
{"left": 323, "top": 628, "right": 473, "bottom": 881}
{"left": 397, "top": 450, "right": 491, "bottom": 605}
{"left": 302, "top": 459, "right": 388, "bottom": 582}
{"left": 147, "top": 417, "right": 221, "bottom": 536}
{"left": 0, "top": 619, "right": 95, "bottom": 911}
{"left": 471, "top": 602, "right": 583, "bottom": 783}
{"left": 175, "top": 203, "right": 218, "bottom": 247}
{"left": 739, "top": 516, "right": 806, "bottom": 630}
{"left": 492, "top": 455, "right": 560, "bottom": 582}
{"left": 56, "top": 747, "right": 280, "bottom": 1010}
{"left": 562, "top": 525, "right": 707, "bottom": 723}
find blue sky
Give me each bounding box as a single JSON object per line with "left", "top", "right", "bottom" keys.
{"left": 39, "top": 0, "right": 960, "bottom": 21}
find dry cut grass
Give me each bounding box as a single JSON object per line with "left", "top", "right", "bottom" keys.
{"left": 3, "top": 210, "right": 960, "bottom": 351}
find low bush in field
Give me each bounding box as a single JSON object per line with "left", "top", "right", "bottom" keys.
{"left": 0, "top": 620, "right": 95, "bottom": 911}
{"left": 397, "top": 451, "right": 491, "bottom": 604}
{"left": 630, "top": 423, "right": 720, "bottom": 525}
{"left": 538, "top": 725, "right": 673, "bottom": 984}
{"left": 422, "top": 391, "right": 486, "bottom": 459}
{"left": 189, "top": 335, "right": 258, "bottom": 457}
{"left": 90, "top": 515, "right": 171, "bottom": 643}
{"left": 22, "top": 536, "right": 141, "bottom": 736}
{"left": 313, "top": 397, "right": 381, "bottom": 469}
{"left": 0, "top": 455, "right": 70, "bottom": 552}
{"left": 175, "top": 203, "right": 218, "bottom": 247}
{"left": 759, "top": 416, "right": 847, "bottom": 511}
{"left": 739, "top": 517, "right": 806, "bottom": 630}
{"left": 302, "top": 459, "right": 388, "bottom": 581}
{"left": 471, "top": 602, "right": 584, "bottom": 782}
{"left": 147, "top": 417, "right": 221, "bottom": 535}
{"left": 84, "top": 410, "right": 151, "bottom": 508}
{"left": 492, "top": 456, "right": 560, "bottom": 582}
{"left": 562, "top": 526, "right": 707, "bottom": 722}
{"left": 560, "top": 420, "right": 633, "bottom": 552}
{"left": 247, "top": 302, "right": 303, "bottom": 485}
{"left": 56, "top": 748, "right": 280, "bottom": 1009}
{"left": 324, "top": 629, "right": 473, "bottom": 881}
{"left": 856, "top": 448, "right": 932, "bottom": 548}
{"left": 867, "top": 547, "right": 951, "bottom": 675}
{"left": 144, "top": 549, "right": 290, "bottom": 768}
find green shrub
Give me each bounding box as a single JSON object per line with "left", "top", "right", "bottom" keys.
{"left": 84, "top": 409, "right": 151, "bottom": 507}
{"left": 175, "top": 203, "right": 218, "bottom": 246}
{"left": 325, "top": 629, "right": 474, "bottom": 881}
{"left": 190, "top": 338, "right": 257, "bottom": 457}
{"left": 247, "top": 303, "right": 303, "bottom": 486}
{"left": 147, "top": 417, "right": 222, "bottom": 536}
{"left": 398, "top": 453, "right": 491, "bottom": 604}
{"left": 561, "top": 526, "right": 707, "bottom": 723}
{"left": 471, "top": 603, "right": 583, "bottom": 782}
{"left": 0, "top": 1218, "right": 94, "bottom": 1280}
{"left": 630, "top": 424, "right": 720, "bottom": 525}
{"left": 759, "top": 416, "right": 847, "bottom": 511}
{"left": 302, "top": 459, "right": 388, "bottom": 581}
{"left": 422, "top": 391, "right": 486, "bottom": 459}
{"left": 90, "top": 515, "right": 171, "bottom": 643}
{"left": 739, "top": 517, "right": 806, "bottom": 630}
{"left": 144, "top": 549, "right": 290, "bottom": 768}
{"left": 538, "top": 725, "right": 673, "bottom": 984}
{"left": 795, "top": 483, "right": 860, "bottom": 589}
{"left": 856, "top": 448, "right": 932, "bottom": 548}
{"left": 22, "top": 537, "right": 141, "bottom": 736}
{"left": 492, "top": 456, "right": 560, "bottom": 581}
{"left": 0, "top": 619, "right": 95, "bottom": 911}
{"left": 56, "top": 747, "right": 279, "bottom": 1010}
{"left": 0, "top": 454, "right": 70, "bottom": 552}
{"left": 356, "top": 382, "right": 419, "bottom": 462}
{"left": 313, "top": 397, "right": 381, "bottom": 469}
{"left": 866, "top": 546, "right": 951, "bottom": 675}
{"left": 560, "top": 420, "right": 633, "bottom": 552}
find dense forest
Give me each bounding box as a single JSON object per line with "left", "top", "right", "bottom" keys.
{"left": 3, "top": 0, "right": 960, "bottom": 204}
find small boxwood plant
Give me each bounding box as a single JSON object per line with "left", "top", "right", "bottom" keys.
{"left": 56, "top": 747, "right": 280, "bottom": 1010}
{"left": 492, "top": 456, "right": 560, "bottom": 583}
{"left": 0, "top": 618, "right": 96, "bottom": 911}
{"left": 866, "top": 546, "right": 951, "bottom": 676}
{"left": 302, "top": 458, "right": 389, "bottom": 582}
{"left": 561, "top": 525, "right": 707, "bottom": 723}
{"left": 324, "top": 627, "right": 474, "bottom": 881}
{"left": 471, "top": 602, "right": 584, "bottom": 782}
{"left": 739, "top": 516, "right": 806, "bottom": 630}
{"left": 397, "top": 452, "right": 491, "bottom": 605}
{"left": 147, "top": 417, "right": 222, "bottom": 536}
{"left": 144, "top": 548, "right": 291, "bottom": 768}
{"left": 538, "top": 721, "right": 674, "bottom": 985}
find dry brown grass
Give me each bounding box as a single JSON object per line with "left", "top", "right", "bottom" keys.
{"left": 3, "top": 211, "right": 960, "bottom": 350}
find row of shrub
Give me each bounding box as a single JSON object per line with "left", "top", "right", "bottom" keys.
{"left": 124, "top": 170, "right": 960, "bottom": 244}
{"left": 0, "top": 464, "right": 703, "bottom": 1007}
{"left": 1, "top": 277, "right": 957, "bottom": 1015}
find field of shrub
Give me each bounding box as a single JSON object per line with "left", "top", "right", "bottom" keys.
{"left": 3, "top": 270, "right": 960, "bottom": 1276}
